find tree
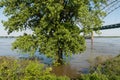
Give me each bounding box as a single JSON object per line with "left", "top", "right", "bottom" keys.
{"left": 0, "top": 0, "right": 106, "bottom": 64}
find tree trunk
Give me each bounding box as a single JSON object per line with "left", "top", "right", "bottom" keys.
{"left": 57, "top": 48, "right": 63, "bottom": 65}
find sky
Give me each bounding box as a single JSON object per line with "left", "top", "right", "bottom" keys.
{"left": 0, "top": 8, "right": 32, "bottom": 36}
{"left": 96, "top": 7, "right": 120, "bottom": 36}
{"left": 0, "top": 6, "right": 120, "bottom": 36}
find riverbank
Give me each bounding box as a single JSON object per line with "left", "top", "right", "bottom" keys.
{"left": 1, "top": 36, "right": 120, "bottom": 38}
{"left": 94, "top": 36, "right": 120, "bottom": 38}
{"left": 0, "top": 54, "right": 120, "bottom": 79}
{"left": 0, "top": 36, "right": 17, "bottom": 38}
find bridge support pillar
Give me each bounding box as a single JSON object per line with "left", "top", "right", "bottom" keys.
{"left": 91, "top": 31, "right": 93, "bottom": 49}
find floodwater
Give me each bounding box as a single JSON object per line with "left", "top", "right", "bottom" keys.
{"left": 52, "top": 38, "right": 120, "bottom": 78}
{"left": 0, "top": 38, "right": 120, "bottom": 78}
{"left": 0, "top": 38, "right": 18, "bottom": 56}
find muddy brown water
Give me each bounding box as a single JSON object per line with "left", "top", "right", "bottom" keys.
{"left": 0, "top": 38, "right": 120, "bottom": 78}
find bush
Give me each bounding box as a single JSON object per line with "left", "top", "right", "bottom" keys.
{"left": 79, "top": 55, "right": 120, "bottom": 80}
{"left": 0, "top": 57, "right": 69, "bottom": 80}
{"left": 100, "top": 55, "right": 120, "bottom": 80}
{"left": 79, "top": 72, "right": 108, "bottom": 80}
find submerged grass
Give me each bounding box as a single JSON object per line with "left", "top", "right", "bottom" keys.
{"left": 78, "top": 54, "right": 120, "bottom": 80}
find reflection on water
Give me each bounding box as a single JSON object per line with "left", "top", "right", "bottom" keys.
{"left": 52, "top": 64, "right": 80, "bottom": 78}
{"left": 0, "top": 38, "right": 120, "bottom": 78}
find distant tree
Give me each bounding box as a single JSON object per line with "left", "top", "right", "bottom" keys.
{"left": 0, "top": 0, "right": 106, "bottom": 64}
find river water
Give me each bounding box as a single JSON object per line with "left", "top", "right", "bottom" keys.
{"left": 0, "top": 38, "right": 120, "bottom": 78}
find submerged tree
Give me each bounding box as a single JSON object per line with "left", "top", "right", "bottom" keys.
{"left": 0, "top": 0, "right": 106, "bottom": 64}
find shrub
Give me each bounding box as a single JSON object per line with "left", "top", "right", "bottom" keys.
{"left": 100, "top": 55, "right": 120, "bottom": 80}
{"left": 79, "top": 55, "right": 120, "bottom": 80}
{"left": 79, "top": 72, "right": 108, "bottom": 80}
{"left": 0, "top": 57, "right": 69, "bottom": 80}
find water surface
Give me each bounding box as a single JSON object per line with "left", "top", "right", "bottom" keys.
{"left": 0, "top": 38, "right": 120, "bottom": 78}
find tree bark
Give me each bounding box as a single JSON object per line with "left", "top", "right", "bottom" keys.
{"left": 57, "top": 48, "right": 63, "bottom": 65}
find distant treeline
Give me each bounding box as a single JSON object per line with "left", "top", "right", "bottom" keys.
{"left": 0, "top": 36, "right": 18, "bottom": 38}
{"left": 94, "top": 36, "right": 120, "bottom": 38}
{"left": 1, "top": 36, "right": 120, "bottom": 38}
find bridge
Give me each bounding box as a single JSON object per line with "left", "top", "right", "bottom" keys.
{"left": 93, "top": 23, "right": 120, "bottom": 31}
{"left": 99, "top": 0, "right": 120, "bottom": 30}
{"left": 91, "top": 22, "right": 120, "bottom": 48}
{"left": 93, "top": 0, "right": 120, "bottom": 30}
{"left": 100, "top": 0, "right": 120, "bottom": 30}
{"left": 101, "top": 23, "right": 120, "bottom": 30}
{"left": 89, "top": 0, "right": 120, "bottom": 48}
{"left": 78, "top": 0, "right": 120, "bottom": 32}
{"left": 90, "top": 22, "right": 120, "bottom": 49}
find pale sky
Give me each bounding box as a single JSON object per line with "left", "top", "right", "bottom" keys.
{"left": 96, "top": 6, "right": 120, "bottom": 36}
{"left": 0, "top": 8, "right": 32, "bottom": 36}
{"left": 0, "top": 6, "right": 120, "bottom": 36}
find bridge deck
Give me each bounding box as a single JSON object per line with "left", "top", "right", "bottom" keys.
{"left": 101, "top": 23, "right": 120, "bottom": 30}
{"left": 93, "top": 23, "right": 120, "bottom": 31}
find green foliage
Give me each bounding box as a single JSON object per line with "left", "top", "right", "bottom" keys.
{"left": 79, "top": 72, "right": 108, "bottom": 80}
{"left": 99, "top": 55, "right": 120, "bottom": 80}
{"left": 0, "top": 57, "right": 69, "bottom": 80}
{"left": 12, "top": 34, "right": 37, "bottom": 55}
{"left": 80, "top": 55, "right": 120, "bottom": 80}
{"left": 0, "top": 0, "right": 106, "bottom": 63}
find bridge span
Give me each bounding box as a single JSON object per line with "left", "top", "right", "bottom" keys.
{"left": 101, "top": 23, "right": 120, "bottom": 30}
{"left": 90, "top": 23, "right": 120, "bottom": 49}
{"left": 93, "top": 23, "right": 120, "bottom": 31}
